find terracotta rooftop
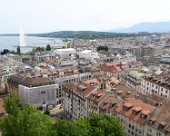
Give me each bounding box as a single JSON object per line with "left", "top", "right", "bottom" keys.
{"left": 21, "top": 77, "right": 53, "bottom": 87}
{"left": 114, "top": 83, "right": 137, "bottom": 99}
{"left": 87, "top": 89, "right": 108, "bottom": 104}
{"left": 85, "top": 78, "right": 101, "bottom": 85}
{"left": 97, "top": 63, "right": 122, "bottom": 73}
{"left": 64, "top": 82, "right": 96, "bottom": 97}
{"left": 147, "top": 99, "right": 170, "bottom": 133}
{"left": 116, "top": 98, "right": 156, "bottom": 124}
{"left": 99, "top": 95, "right": 122, "bottom": 111}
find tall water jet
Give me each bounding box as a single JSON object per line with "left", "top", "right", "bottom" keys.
{"left": 19, "top": 25, "right": 26, "bottom": 47}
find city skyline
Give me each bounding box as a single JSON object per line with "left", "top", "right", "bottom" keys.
{"left": 1, "top": 0, "right": 170, "bottom": 33}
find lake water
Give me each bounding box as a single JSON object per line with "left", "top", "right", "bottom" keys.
{"left": 0, "top": 36, "right": 64, "bottom": 53}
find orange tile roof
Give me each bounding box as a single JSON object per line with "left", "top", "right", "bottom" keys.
{"left": 116, "top": 98, "right": 156, "bottom": 124}
{"left": 85, "top": 78, "right": 101, "bottom": 85}
{"left": 87, "top": 89, "right": 108, "bottom": 104}
{"left": 110, "top": 76, "right": 120, "bottom": 85}
{"left": 97, "top": 64, "right": 122, "bottom": 73}
{"left": 64, "top": 82, "right": 96, "bottom": 97}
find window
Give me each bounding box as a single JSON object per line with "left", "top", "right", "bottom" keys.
{"left": 140, "top": 114, "right": 147, "bottom": 119}
{"left": 132, "top": 125, "right": 134, "bottom": 130}
{"left": 156, "top": 132, "right": 161, "bottom": 136}
{"left": 123, "top": 106, "right": 129, "bottom": 111}
{"left": 129, "top": 124, "right": 131, "bottom": 128}
{"left": 41, "top": 91, "right": 46, "bottom": 94}
{"left": 132, "top": 110, "right": 138, "bottom": 115}
{"left": 148, "top": 128, "right": 152, "bottom": 133}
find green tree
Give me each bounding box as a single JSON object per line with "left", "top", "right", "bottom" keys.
{"left": 0, "top": 93, "right": 53, "bottom": 136}
{"left": 54, "top": 114, "right": 126, "bottom": 136}
{"left": 55, "top": 119, "right": 90, "bottom": 136}
{"left": 4, "top": 92, "right": 20, "bottom": 116}
{"left": 36, "top": 47, "right": 45, "bottom": 52}
{"left": 46, "top": 44, "right": 51, "bottom": 51}
{"left": 17, "top": 46, "right": 21, "bottom": 55}
{"left": 44, "top": 110, "right": 50, "bottom": 115}
{"left": 88, "top": 114, "right": 126, "bottom": 136}
{"left": 66, "top": 42, "right": 72, "bottom": 48}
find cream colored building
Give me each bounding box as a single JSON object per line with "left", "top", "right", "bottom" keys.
{"left": 115, "top": 98, "right": 156, "bottom": 136}
{"left": 140, "top": 75, "right": 170, "bottom": 98}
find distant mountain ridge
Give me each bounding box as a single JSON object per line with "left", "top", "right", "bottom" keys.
{"left": 112, "top": 22, "right": 170, "bottom": 33}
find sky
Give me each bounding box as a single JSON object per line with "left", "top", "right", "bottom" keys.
{"left": 1, "top": 0, "right": 170, "bottom": 33}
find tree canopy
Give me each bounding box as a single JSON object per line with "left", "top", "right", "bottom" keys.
{"left": 0, "top": 93, "right": 53, "bottom": 136}
{"left": 0, "top": 93, "right": 126, "bottom": 136}
{"left": 17, "top": 46, "right": 21, "bottom": 55}
{"left": 35, "top": 47, "right": 45, "bottom": 52}
{"left": 52, "top": 114, "right": 126, "bottom": 136}
{"left": 46, "top": 44, "right": 51, "bottom": 51}
{"left": 0, "top": 49, "right": 10, "bottom": 55}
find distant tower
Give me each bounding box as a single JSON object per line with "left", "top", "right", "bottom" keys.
{"left": 19, "top": 25, "right": 26, "bottom": 47}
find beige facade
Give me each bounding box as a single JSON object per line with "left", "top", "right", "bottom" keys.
{"left": 140, "top": 77, "right": 170, "bottom": 98}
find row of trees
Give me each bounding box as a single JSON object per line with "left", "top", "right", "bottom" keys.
{"left": 0, "top": 47, "right": 21, "bottom": 55}
{"left": 33, "top": 44, "right": 51, "bottom": 52}
{"left": 0, "top": 44, "right": 51, "bottom": 55}
{"left": 0, "top": 93, "right": 126, "bottom": 136}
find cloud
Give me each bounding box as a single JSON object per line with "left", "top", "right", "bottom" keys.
{"left": 0, "top": 0, "right": 170, "bottom": 33}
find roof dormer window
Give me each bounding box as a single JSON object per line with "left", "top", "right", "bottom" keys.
{"left": 123, "top": 103, "right": 133, "bottom": 111}
{"left": 158, "top": 122, "right": 166, "bottom": 130}
{"left": 132, "top": 107, "right": 142, "bottom": 115}
{"left": 140, "top": 114, "right": 146, "bottom": 119}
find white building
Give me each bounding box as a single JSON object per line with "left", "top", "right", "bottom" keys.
{"left": 79, "top": 50, "right": 92, "bottom": 59}
{"left": 53, "top": 48, "right": 76, "bottom": 58}
{"left": 140, "top": 75, "right": 170, "bottom": 98}
{"left": 19, "top": 77, "right": 58, "bottom": 108}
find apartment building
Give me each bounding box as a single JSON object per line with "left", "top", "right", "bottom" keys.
{"left": 63, "top": 82, "right": 97, "bottom": 119}
{"left": 34, "top": 52, "right": 55, "bottom": 63}
{"left": 121, "top": 70, "right": 144, "bottom": 91}
{"left": 54, "top": 73, "right": 92, "bottom": 105}
{"left": 140, "top": 74, "right": 170, "bottom": 98}
{"left": 87, "top": 89, "right": 108, "bottom": 116}
{"left": 144, "top": 99, "right": 170, "bottom": 136}
{"left": 97, "top": 62, "right": 123, "bottom": 78}
{"left": 115, "top": 98, "right": 156, "bottom": 136}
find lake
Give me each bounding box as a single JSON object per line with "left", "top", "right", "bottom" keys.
{"left": 0, "top": 36, "right": 64, "bottom": 53}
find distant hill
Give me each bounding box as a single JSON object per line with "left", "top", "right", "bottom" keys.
{"left": 112, "top": 22, "right": 170, "bottom": 33}
{"left": 30, "top": 31, "right": 136, "bottom": 39}
{"left": 0, "top": 31, "right": 153, "bottom": 39}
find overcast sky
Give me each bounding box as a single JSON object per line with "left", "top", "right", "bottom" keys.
{"left": 1, "top": 0, "right": 170, "bottom": 33}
